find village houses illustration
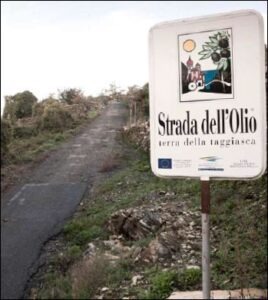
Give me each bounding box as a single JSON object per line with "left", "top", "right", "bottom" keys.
{"left": 186, "top": 56, "right": 205, "bottom": 90}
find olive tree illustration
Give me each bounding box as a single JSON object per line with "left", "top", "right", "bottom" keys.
{"left": 198, "top": 31, "right": 231, "bottom": 92}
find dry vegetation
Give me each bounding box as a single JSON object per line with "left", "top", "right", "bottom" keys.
{"left": 1, "top": 88, "right": 109, "bottom": 192}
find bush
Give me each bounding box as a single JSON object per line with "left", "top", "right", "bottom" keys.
{"left": 3, "top": 91, "right": 38, "bottom": 121}
{"left": 13, "top": 126, "right": 38, "bottom": 138}
{"left": 58, "top": 88, "right": 84, "bottom": 105}
{"left": 1, "top": 119, "right": 12, "bottom": 162}
{"left": 32, "top": 97, "right": 59, "bottom": 117}
{"left": 70, "top": 255, "right": 110, "bottom": 299}
{"left": 40, "top": 103, "right": 74, "bottom": 132}
{"left": 145, "top": 271, "right": 177, "bottom": 299}
{"left": 177, "top": 268, "right": 202, "bottom": 291}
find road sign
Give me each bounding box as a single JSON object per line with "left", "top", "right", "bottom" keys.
{"left": 149, "top": 10, "right": 266, "bottom": 179}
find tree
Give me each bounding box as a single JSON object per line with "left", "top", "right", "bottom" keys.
{"left": 3, "top": 91, "right": 38, "bottom": 121}
{"left": 104, "top": 83, "right": 124, "bottom": 101}
{"left": 58, "top": 88, "right": 84, "bottom": 105}
{"left": 32, "top": 96, "right": 59, "bottom": 117}
{"left": 40, "top": 102, "right": 74, "bottom": 132}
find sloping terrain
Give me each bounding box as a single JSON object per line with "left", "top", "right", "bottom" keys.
{"left": 1, "top": 101, "right": 128, "bottom": 299}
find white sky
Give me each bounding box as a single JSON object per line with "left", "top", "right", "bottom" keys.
{"left": 1, "top": 1, "right": 267, "bottom": 114}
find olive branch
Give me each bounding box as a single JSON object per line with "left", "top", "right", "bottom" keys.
{"left": 198, "top": 31, "right": 230, "bottom": 71}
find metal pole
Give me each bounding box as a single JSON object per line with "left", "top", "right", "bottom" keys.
{"left": 201, "top": 177, "right": 211, "bottom": 299}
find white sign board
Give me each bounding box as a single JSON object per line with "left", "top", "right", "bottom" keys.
{"left": 149, "top": 10, "right": 266, "bottom": 179}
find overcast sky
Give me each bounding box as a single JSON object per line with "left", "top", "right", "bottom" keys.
{"left": 1, "top": 1, "right": 267, "bottom": 113}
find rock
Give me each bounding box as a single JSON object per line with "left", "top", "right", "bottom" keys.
{"left": 107, "top": 208, "right": 162, "bottom": 241}
{"left": 189, "top": 221, "right": 195, "bottom": 229}
{"left": 84, "top": 242, "right": 97, "bottom": 258}
{"left": 142, "top": 238, "right": 170, "bottom": 263}
{"left": 189, "top": 258, "right": 197, "bottom": 265}
{"left": 186, "top": 265, "right": 200, "bottom": 270}
{"left": 158, "top": 231, "right": 181, "bottom": 252}
{"left": 104, "top": 253, "right": 120, "bottom": 262}
{"left": 104, "top": 199, "right": 210, "bottom": 268}
{"left": 101, "top": 287, "right": 109, "bottom": 292}
{"left": 131, "top": 246, "right": 142, "bottom": 261}
{"left": 107, "top": 211, "right": 129, "bottom": 236}
{"left": 131, "top": 275, "right": 143, "bottom": 286}
{"left": 188, "top": 234, "right": 195, "bottom": 239}
{"left": 103, "top": 239, "right": 131, "bottom": 254}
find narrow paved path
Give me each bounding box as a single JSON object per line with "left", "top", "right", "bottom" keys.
{"left": 1, "top": 101, "right": 128, "bottom": 299}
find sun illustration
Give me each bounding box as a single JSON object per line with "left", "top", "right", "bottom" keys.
{"left": 183, "top": 39, "right": 196, "bottom": 52}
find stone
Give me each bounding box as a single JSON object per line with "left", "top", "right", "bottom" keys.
{"left": 107, "top": 208, "right": 162, "bottom": 241}
{"left": 142, "top": 238, "right": 170, "bottom": 263}
{"left": 189, "top": 258, "right": 196, "bottom": 265}
{"left": 158, "top": 231, "right": 180, "bottom": 252}
{"left": 131, "top": 246, "right": 142, "bottom": 260}
{"left": 101, "top": 287, "right": 109, "bottom": 292}
{"left": 84, "top": 242, "right": 96, "bottom": 258}
{"left": 104, "top": 253, "right": 120, "bottom": 262}
{"left": 131, "top": 275, "right": 143, "bottom": 286}
{"left": 186, "top": 265, "right": 200, "bottom": 270}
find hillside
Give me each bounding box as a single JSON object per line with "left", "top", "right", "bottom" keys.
{"left": 1, "top": 86, "right": 267, "bottom": 299}
{"left": 24, "top": 120, "right": 267, "bottom": 299}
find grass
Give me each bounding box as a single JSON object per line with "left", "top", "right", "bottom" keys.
{"left": 2, "top": 107, "right": 100, "bottom": 167}
{"left": 32, "top": 136, "right": 267, "bottom": 299}
{"left": 138, "top": 268, "right": 202, "bottom": 299}
{"left": 7, "top": 131, "right": 71, "bottom": 164}
{"left": 210, "top": 177, "right": 267, "bottom": 290}
{"left": 141, "top": 270, "right": 178, "bottom": 299}
{"left": 1, "top": 109, "right": 101, "bottom": 192}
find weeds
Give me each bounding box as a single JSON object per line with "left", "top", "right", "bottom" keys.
{"left": 141, "top": 270, "right": 177, "bottom": 299}
{"left": 177, "top": 268, "right": 202, "bottom": 291}
{"left": 70, "top": 255, "right": 109, "bottom": 299}
{"left": 32, "top": 140, "right": 267, "bottom": 299}
{"left": 99, "top": 154, "right": 120, "bottom": 173}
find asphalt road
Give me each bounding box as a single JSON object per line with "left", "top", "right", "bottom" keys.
{"left": 1, "top": 101, "right": 128, "bottom": 299}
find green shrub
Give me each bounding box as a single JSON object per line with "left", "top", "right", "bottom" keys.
{"left": 58, "top": 88, "right": 84, "bottom": 105}
{"left": 3, "top": 91, "right": 38, "bottom": 120}
{"left": 144, "top": 271, "right": 177, "bottom": 299}
{"left": 40, "top": 103, "right": 74, "bottom": 132}
{"left": 13, "top": 126, "right": 38, "bottom": 138}
{"left": 142, "top": 268, "right": 201, "bottom": 299}
{"left": 32, "top": 97, "right": 59, "bottom": 117}
{"left": 177, "top": 268, "right": 202, "bottom": 291}
{"left": 1, "top": 119, "right": 12, "bottom": 162}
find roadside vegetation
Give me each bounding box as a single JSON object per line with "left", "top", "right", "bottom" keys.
{"left": 1, "top": 88, "right": 110, "bottom": 192}
{"left": 28, "top": 140, "right": 267, "bottom": 299}
{"left": 24, "top": 82, "right": 267, "bottom": 299}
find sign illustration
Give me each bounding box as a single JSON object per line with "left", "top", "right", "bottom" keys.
{"left": 179, "top": 29, "right": 234, "bottom": 102}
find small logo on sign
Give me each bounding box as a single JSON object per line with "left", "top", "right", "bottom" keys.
{"left": 158, "top": 159, "right": 172, "bottom": 169}
{"left": 200, "top": 156, "right": 221, "bottom": 162}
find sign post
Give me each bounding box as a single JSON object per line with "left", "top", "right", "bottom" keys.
{"left": 201, "top": 177, "right": 210, "bottom": 299}
{"left": 149, "top": 10, "right": 266, "bottom": 299}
